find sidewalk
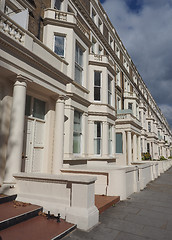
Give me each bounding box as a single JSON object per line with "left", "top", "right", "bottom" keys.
{"left": 64, "top": 167, "right": 172, "bottom": 240}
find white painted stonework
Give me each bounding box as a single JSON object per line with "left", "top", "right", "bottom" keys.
{"left": 0, "top": 0, "right": 172, "bottom": 230}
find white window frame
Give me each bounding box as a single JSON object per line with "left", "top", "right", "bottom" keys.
{"left": 94, "top": 121, "right": 102, "bottom": 155}
{"left": 73, "top": 110, "right": 82, "bottom": 154}
{"left": 94, "top": 71, "right": 101, "bottom": 102}
{"left": 108, "top": 75, "right": 112, "bottom": 105}
{"left": 54, "top": 34, "right": 66, "bottom": 57}
{"left": 75, "top": 42, "right": 84, "bottom": 85}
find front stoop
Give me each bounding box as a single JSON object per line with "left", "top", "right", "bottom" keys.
{"left": 0, "top": 195, "right": 76, "bottom": 240}
{"left": 0, "top": 216, "right": 76, "bottom": 240}
{"left": 95, "top": 195, "right": 120, "bottom": 214}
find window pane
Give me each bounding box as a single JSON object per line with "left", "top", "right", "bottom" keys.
{"left": 75, "top": 65, "right": 82, "bottom": 85}
{"left": 33, "top": 98, "right": 45, "bottom": 120}
{"left": 54, "top": 35, "right": 65, "bottom": 57}
{"left": 73, "top": 133, "right": 81, "bottom": 154}
{"left": 94, "top": 138, "right": 101, "bottom": 154}
{"left": 94, "top": 87, "right": 100, "bottom": 101}
{"left": 94, "top": 72, "right": 101, "bottom": 86}
{"left": 94, "top": 122, "right": 101, "bottom": 154}
{"left": 73, "top": 111, "right": 82, "bottom": 154}
{"left": 25, "top": 95, "right": 31, "bottom": 116}
{"left": 128, "top": 103, "right": 132, "bottom": 110}
{"left": 116, "top": 133, "right": 123, "bottom": 153}
{"left": 54, "top": 0, "right": 61, "bottom": 10}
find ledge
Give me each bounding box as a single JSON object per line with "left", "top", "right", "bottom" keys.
{"left": 13, "top": 172, "right": 97, "bottom": 185}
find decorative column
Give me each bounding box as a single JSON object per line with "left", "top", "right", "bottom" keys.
{"left": 127, "top": 131, "right": 132, "bottom": 165}
{"left": 4, "top": 79, "right": 27, "bottom": 183}
{"left": 137, "top": 136, "right": 141, "bottom": 161}
{"left": 63, "top": 105, "right": 74, "bottom": 158}
{"left": 88, "top": 120, "right": 95, "bottom": 156}
{"left": 82, "top": 113, "right": 88, "bottom": 157}
{"left": 133, "top": 134, "right": 137, "bottom": 162}
{"left": 112, "top": 125, "right": 116, "bottom": 156}
{"left": 123, "top": 131, "right": 127, "bottom": 164}
{"left": 52, "top": 96, "right": 66, "bottom": 174}
{"left": 102, "top": 121, "right": 108, "bottom": 157}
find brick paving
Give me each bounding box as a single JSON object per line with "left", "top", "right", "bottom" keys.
{"left": 64, "top": 167, "right": 172, "bottom": 240}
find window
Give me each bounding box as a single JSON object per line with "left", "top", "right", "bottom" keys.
{"left": 91, "top": 37, "right": 96, "bottom": 54}
{"left": 128, "top": 103, "right": 133, "bottom": 110}
{"left": 54, "top": 0, "right": 63, "bottom": 10}
{"left": 98, "top": 18, "right": 102, "bottom": 30}
{"left": 139, "top": 111, "right": 141, "bottom": 121}
{"left": 25, "top": 95, "right": 45, "bottom": 120}
{"left": 92, "top": 8, "right": 96, "bottom": 22}
{"left": 73, "top": 111, "right": 82, "bottom": 154}
{"left": 108, "top": 75, "right": 112, "bottom": 105}
{"left": 54, "top": 35, "right": 65, "bottom": 57}
{"left": 75, "top": 43, "right": 83, "bottom": 85}
{"left": 108, "top": 124, "right": 112, "bottom": 155}
{"left": 147, "top": 143, "right": 150, "bottom": 153}
{"left": 94, "top": 71, "right": 101, "bottom": 101}
{"left": 117, "top": 96, "right": 121, "bottom": 110}
{"left": 98, "top": 45, "right": 103, "bottom": 55}
{"left": 94, "top": 122, "right": 101, "bottom": 155}
{"left": 148, "top": 122, "right": 151, "bottom": 132}
{"left": 116, "top": 133, "right": 123, "bottom": 153}
{"left": 109, "top": 36, "right": 113, "bottom": 49}
{"left": 116, "top": 68, "right": 120, "bottom": 87}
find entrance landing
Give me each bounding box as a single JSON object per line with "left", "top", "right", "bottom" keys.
{"left": 95, "top": 195, "right": 120, "bottom": 214}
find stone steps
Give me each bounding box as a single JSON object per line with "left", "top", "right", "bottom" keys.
{"left": 0, "top": 195, "right": 76, "bottom": 240}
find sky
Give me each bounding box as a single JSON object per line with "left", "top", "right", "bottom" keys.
{"left": 100, "top": 0, "right": 172, "bottom": 129}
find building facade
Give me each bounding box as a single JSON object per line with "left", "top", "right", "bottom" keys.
{"left": 0, "top": 0, "right": 172, "bottom": 229}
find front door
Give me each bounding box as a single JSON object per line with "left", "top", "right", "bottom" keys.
{"left": 22, "top": 96, "right": 46, "bottom": 173}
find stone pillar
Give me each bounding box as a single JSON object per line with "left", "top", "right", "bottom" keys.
{"left": 52, "top": 96, "right": 65, "bottom": 174}
{"left": 64, "top": 105, "right": 74, "bottom": 158}
{"left": 138, "top": 136, "right": 141, "bottom": 161}
{"left": 142, "top": 136, "right": 145, "bottom": 153}
{"left": 4, "top": 79, "right": 27, "bottom": 183}
{"left": 123, "top": 131, "right": 127, "bottom": 164}
{"left": 133, "top": 134, "right": 137, "bottom": 162}
{"left": 88, "top": 120, "right": 94, "bottom": 156}
{"left": 112, "top": 125, "right": 116, "bottom": 156}
{"left": 127, "top": 131, "right": 132, "bottom": 165}
{"left": 82, "top": 113, "right": 88, "bottom": 157}
{"left": 102, "top": 121, "right": 108, "bottom": 157}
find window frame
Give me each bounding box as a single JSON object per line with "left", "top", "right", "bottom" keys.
{"left": 94, "top": 71, "right": 101, "bottom": 101}
{"left": 108, "top": 75, "right": 112, "bottom": 105}
{"left": 75, "top": 42, "right": 84, "bottom": 85}
{"left": 116, "top": 132, "right": 123, "bottom": 153}
{"left": 73, "top": 110, "right": 82, "bottom": 154}
{"left": 94, "top": 121, "right": 102, "bottom": 155}
{"left": 54, "top": 34, "right": 66, "bottom": 57}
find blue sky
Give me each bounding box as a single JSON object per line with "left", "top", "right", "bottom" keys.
{"left": 100, "top": 0, "right": 172, "bottom": 129}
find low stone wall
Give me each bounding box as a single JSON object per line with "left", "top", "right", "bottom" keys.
{"left": 13, "top": 173, "right": 99, "bottom": 231}
{"left": 62, "top": 160, "right": 172, "bottom": 201}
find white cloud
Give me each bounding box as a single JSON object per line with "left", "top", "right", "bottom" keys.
{"left": 102, "top": 0, "right": 172, "bottom": 128}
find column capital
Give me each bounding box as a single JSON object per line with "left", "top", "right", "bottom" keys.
{"left": 56, "top": 95, "right": 68, "bottom": 103}
{"left": 16, "top": 74, "right": 33, "bottom": 84}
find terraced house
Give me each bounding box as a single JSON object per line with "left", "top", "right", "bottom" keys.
{"left": 0, "top": 0, "right": 172, "bottom": 230}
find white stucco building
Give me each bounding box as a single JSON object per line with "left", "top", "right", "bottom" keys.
{"left": 0, "top": 0, "right": 172, "bottom": 230}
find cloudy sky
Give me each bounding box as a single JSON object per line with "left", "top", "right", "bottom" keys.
{"left": 100, "top": 0, "right": 172, "bottom": 129}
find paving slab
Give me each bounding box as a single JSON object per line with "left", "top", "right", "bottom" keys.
{"left": 64, "top": 167, "right": 172, "bottom": 240}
